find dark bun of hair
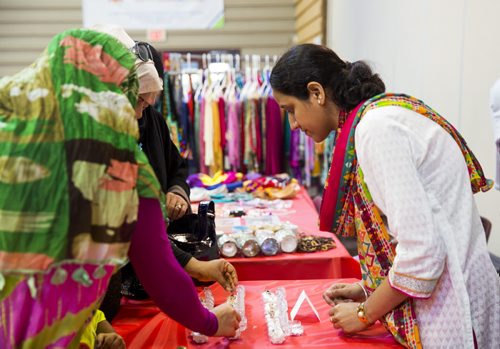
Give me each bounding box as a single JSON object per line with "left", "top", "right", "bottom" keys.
{"left": 332, "top": 61, "right": 385, "bottom": 111}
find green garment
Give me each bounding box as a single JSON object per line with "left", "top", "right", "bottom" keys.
{"left": 0, "top": 28, "right": 162, "bottom": 273}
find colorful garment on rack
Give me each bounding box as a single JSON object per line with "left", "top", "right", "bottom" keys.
{"left": 264, "top": 96, "right": 284, "bottom": 175}
{"left": 158, "top": 64, "right": 320, "bottom": 179}
{"left": 227, "top": 99, "right": 242, "bottom": 171}
{"left": 187, "top": 171, "right": 243, "bottom": 189}
{"left": 0, "top": 29, "right": 161, "bottom": 348}
{"left": 211, "top": 98, "right": 223, "bottom": 173}
{"left": 319, "top": 93, "right": 493, "bottom": 348}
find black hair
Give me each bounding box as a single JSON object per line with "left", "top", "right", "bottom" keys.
{"left": 270, "top": 44, "right": 385, "bottom": 111}
{"left": 145, "top": 43, "right": 164, "bottom": 79}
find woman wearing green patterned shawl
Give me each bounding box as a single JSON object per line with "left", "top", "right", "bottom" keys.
{"left": 271, "top": 44, "right": 499, "bottom": 348}
{"left": 0, "top": 28, "right": 239, "bottom": 348}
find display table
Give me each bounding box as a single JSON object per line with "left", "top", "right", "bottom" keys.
{"left": 216, "top": 188, "right": 361, "bottom": 280}
{"left": 112, "top": 278, "right": 400, "bottom": 348}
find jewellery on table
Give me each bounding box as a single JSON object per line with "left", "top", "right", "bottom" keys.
{"left": 275, "top": 229, "right": 298, "bottom": 253}
{"left": 218, "top": 234, "right": 238, "bottom": 257}
{"left": 227, "top": 285, "right": 247, "bottom": 339}
{"left": 262, "top": 289, "right": 287, "bottom": 344}
{"left": 255, "top": 230, "right": 279, "bottom": 256}
{"left": 297, "top": 235, "right": 336, "bottom": 252}
{"left": 235, "top": 233, "right": 260, "bottom": 257}
{"left": 281, "top": 222, "right": 298, "bottom": 234}
{"left": 262, "top": 287, "right": 303, "bottom": 344}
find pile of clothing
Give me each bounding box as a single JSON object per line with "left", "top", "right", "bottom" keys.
{"left": 188, "top": 172, "right": 300, "bottom": 202}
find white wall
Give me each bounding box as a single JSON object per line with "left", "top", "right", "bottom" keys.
{"left": 327, "top": 0, "right": 500, "bottom": 255}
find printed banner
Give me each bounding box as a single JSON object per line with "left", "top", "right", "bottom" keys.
{"left": 82, "top": 0, "right": 225, "bottom": 30}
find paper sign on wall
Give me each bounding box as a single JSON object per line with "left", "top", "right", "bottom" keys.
{"left": 83, "top": 0, "right": 225, "bottom": 30}
{"left": 147, "top": 29, "right": 167, "bottom": 42}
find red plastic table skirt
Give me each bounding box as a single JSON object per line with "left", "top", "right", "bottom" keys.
{"left": 230, "top": 254, "right": 361, "bottom": 280}
{"left": 112, "top": 278, "right": 400, "bottom": 348}
{"left": 221, "top": 188, "right": 361, "bottom": 280}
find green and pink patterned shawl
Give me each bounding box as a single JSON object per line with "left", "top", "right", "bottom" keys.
{"left": 319, "top": 93, "right": 492, "bottom": 348}
{"left": 0, "top": 29, "right": 162, "bottom": 348}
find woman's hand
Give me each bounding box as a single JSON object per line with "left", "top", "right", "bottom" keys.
{"left": 322, "top": 282, "right": 366, "bottom": 306}
{"left": 95, "top": 332, "right": 126, "bottom": 349}
{"left": 328, "top": 302, "right": 371, "bottom": 334}
{"left": 212, "top": 303, "right": 241, "bottom": 337}
{"left": 166, "top": 192, "right": 188, "bottom": 221}
{"left": 185, "top": 259, "right": 238, "bottom": 292}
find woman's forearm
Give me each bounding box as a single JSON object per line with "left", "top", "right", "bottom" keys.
{"left": 364, "top": 278, "right": 408, "bottom": 323}
{"left": 128, "top": 197, "right": 218, "bottom": 335}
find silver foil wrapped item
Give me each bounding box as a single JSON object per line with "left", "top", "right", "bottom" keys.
{"left": 275, "top": 229, "right": 298, "bottom": 253}
{"left": 218, "top": 234, "right": 238, "bottom": 257}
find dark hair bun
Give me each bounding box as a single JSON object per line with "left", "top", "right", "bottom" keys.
{"left": 335, "top": 61, "right": 385, "bottom": 111}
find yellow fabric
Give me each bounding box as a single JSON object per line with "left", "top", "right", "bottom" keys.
{"left": 212, "top": 101, "right": 222, "bottom": 174}
{"left": 79, "top": 310, "right": 106, "bottom": 348}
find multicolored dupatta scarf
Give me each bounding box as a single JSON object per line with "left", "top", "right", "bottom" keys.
{"left": 0, "top": 29, "right": 162, "bottom": 348}
{"left": 319, "top": 93, "right": 492, "bottom": 348}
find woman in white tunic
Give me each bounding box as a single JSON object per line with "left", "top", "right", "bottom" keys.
{"left": 270, "top": 44, "right": 500, "bottom": 348}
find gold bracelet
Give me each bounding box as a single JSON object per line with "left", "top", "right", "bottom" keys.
{"left": 356, "top": 302, "right": 371, "bottom": 324}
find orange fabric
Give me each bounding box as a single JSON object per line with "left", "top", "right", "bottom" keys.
{"left": 0, "top": 251, "right": 53, "bottom": 270}
{"left": 60, "top": 36, "right": 130, "bottom": 85}
{"left": 112, "top": 279, "right": 400, "bottom": 348}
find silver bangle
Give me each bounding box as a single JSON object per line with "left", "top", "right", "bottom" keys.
{"left": 357, "top": 282, "right": 369, "bottom": 301}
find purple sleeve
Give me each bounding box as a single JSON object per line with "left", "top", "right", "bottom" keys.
{"left": 128, "top": 197, "right": 218, "bottom": 336}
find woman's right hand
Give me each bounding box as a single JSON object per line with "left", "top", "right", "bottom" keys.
{"left": 212, "top": 303, "right": 241, "bottom": 337}
{"left": 322, "top": 282, "right": 366, "bottom": 306}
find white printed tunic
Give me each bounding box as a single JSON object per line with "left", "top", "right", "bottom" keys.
{"left": 355, "top": 106, "right": 500, "bottom": 349}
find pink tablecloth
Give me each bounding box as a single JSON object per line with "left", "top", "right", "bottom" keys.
{"left": 219, "top": 188, "right": 361, "bottom": 280}
{"left": 112, "top": 278, "right": 400, "bottom": 348}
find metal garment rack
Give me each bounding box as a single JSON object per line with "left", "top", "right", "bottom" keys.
{"left": 165, "top": 52, "right": 278, "bottom": 74}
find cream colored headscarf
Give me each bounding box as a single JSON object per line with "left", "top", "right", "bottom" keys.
{"left": 92, "top": 25, "right": 163, "bottom": 94}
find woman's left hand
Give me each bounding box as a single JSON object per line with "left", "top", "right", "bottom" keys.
{"left": 166, "top": 192, "right": 189, "bottom": 221}
{"left": 328, "top": 302, "right": 371, "bottom": 334}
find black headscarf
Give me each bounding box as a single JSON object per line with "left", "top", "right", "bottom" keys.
{"left": 137, "top": 44, "right": 190, "bottom": 197}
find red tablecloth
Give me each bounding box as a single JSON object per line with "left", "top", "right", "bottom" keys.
{"left": 112, "top": 278, "right": 400, "bottom": 348}
{"left": 220, "top": 188, "right": 361, "bottom": 280}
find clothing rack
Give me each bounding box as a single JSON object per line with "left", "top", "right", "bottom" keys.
{"left": 165, "top": 52, "right": 278, "bottom": 74}
{"left": 158, "top": 51, "right": 328, "bottom": 188}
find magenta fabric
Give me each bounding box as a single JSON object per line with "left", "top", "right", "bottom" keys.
{"left": 265, "top": 97, "right": 283, "bottom": 175}
{"left": 0, "top": 263, "right": 114, "bottom": 348}
{"left": 227, "top": 100, "right": 241, "bottom": 171}
{"left": 218, "top": 97, "right": 227, "bottom": 152}
{"left": 199, "top": 97, "right": 207, "bottom": 173}
{"left": 128, "top": 197, "right": 218, "bottom": 336}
